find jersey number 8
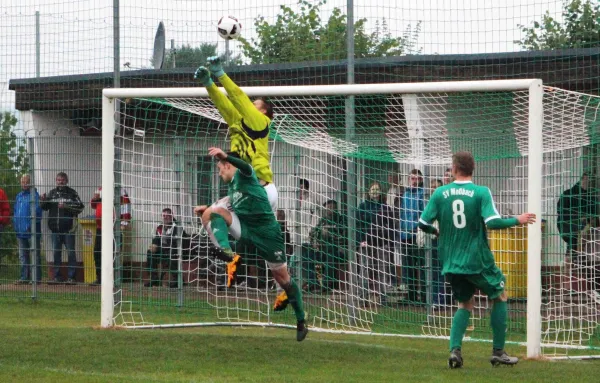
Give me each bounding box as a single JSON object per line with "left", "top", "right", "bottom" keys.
{"left": 452, "top": 199, "right": 466, "bottom": 229}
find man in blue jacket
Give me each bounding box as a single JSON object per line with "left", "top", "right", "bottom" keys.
{"left": 13, "top": 174, "right": 43, "bottom": 284}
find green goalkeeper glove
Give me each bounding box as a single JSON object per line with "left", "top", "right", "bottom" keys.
{"left": 206, "top": 56, "right": 225, "bottom": 78}
{"left": 194, "top": 66, "right": 213, "bottom": 87}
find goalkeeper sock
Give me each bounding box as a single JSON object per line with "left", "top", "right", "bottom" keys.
{"left": 449, "top": 308, "right": 471, "bottom": 351}
{"left": 207, "top": 213, "right": 231, "bottom": 252}
{"left": 282, "top": 279, "right": 305, "bottom": 322}
{"left": 491, "top": 301, "right": 508, "bottom": 350}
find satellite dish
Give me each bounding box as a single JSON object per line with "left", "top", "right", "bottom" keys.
{"left": 151, "top": 21, "right": 166, "bottom": 70}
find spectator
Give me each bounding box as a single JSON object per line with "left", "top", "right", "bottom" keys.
{"left": 557, "top": 172, "right": 597, "bottom": 259}
{"left": 443, "top": 167, "right": 454, "bottom": 185}
{"left": 386, "top": 173, "right": 402, "bottom": 208}
{"left": 303, "top": 200, "right": 347, "bottom": 292}
{"left": 430, "top": 179, "right": 443, "bottom": 192}
{"left": 427, "top": 179, "right": 443, "bottom": 201}
{"left": 13, "top": 174, "right": 43, "bottom": 284}
{"left": 557, "top": 172, "right": 599, "bottom": 298}
{"left": 428, "top": 178, "right": 447, "bottom": 306}
{"left": 360, "top": 190, "right": 399, "bottom": 300}
{"left": 357, "top": 181, "right": 385, "bottom": 245}
{"left": 144, "top": 208, "right": 180, "bottom": 288}
{"left": 398, "top": 169, "right": 426, "bottom": 303}
{"left": 277, "top": 209, "right": 294, "bottom": 258}
{"left": 41, "top": 172, "right": 84, "bottom": 284}
{"left": 297, "top": 178, "right": 320, "bottom": 246}
{"left": 90, "top": 186, "right": 132, "bottom": 285}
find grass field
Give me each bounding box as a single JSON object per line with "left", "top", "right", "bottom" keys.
{"left": 1, "top": 298, "right": 599, "bottom": 382}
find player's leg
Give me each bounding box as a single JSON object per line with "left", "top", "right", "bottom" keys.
{"left": 476, "top": 267, "right": 518, "bottom": 366}
{"left": 201, "top": 205, "right": 242, "bottom": 287}
{"left": 247, "top": 224, "right": 308, "bottom": 341}
{"left": 264, "top": 183, "right": 278, "bottom": 212}
{"left": 447, "top": 274, "right": 476, "bottom": 368}
{"left": 269, "top": 262, "right": 308, "bottom": 342}
{"left": 262, "top": 182, "right": 290, "bottom": 308}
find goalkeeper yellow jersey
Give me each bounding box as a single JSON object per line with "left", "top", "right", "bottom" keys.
{"left": 206, "top": 74, "right": 273, "bottom": 184}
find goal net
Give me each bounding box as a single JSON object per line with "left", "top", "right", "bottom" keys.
{"left": 101, "top": 80, "right": 600, "bottom": 359}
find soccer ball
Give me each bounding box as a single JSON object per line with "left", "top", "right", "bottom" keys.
{"left": 217, "top": 15, "right": 242, "bottom": 40}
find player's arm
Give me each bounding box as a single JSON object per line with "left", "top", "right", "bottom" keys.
{"left": 482, "top": 187, "right": 536, "bottom": 229}
{"left": 194, "top": 66, "right": 242, "bottom": 127}
{"left": 208, "top": 147, "right": 253, "bottom": 177}
{"left": 418, "top": 191, "right": 439, "bottom": 236}
{"left": 207, "top": 57, "right": 271, "bottom": 133}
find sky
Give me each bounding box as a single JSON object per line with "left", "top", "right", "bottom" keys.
{"left": 1, "top": 0, "right": 566, "bottom": 122}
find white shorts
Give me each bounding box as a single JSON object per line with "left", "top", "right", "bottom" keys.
{"left": 264, "top": 183, "right": 278, "bottom": 212}
{"left": 210, "top": 196, "right": 241, "bottom": 240}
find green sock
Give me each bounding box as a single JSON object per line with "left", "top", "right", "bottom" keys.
{"left": 449, "top": 308, "right": 471, "bottom": 351}
{"left": 491, "top": 301, "right": 507, "bottom": 350}
{"left": 283, "top": 279, "right": 305, "bottom": 322}
{"left": 209, "top": 213, "right": 232, "bottom": 254}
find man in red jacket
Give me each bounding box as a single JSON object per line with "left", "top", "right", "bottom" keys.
{"left": 90, "top": 186, "right": 131, "bottom": 285}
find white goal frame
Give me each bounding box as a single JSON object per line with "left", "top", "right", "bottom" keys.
{"left": 101, "top": 79, "right": 544, "bottom": 358}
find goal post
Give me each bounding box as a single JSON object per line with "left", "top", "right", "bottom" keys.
{"left": 99, "top": 79, "right": 590, "bottom": 359}
{"left": 527, "top": 82, "right": 543, "bottom": 359}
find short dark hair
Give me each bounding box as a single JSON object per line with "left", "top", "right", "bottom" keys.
{"left": 162, "top": 207, "right": 173, "bottom": 214}
{"left": 256, "top": 98, "right": 274, "bottom": 120}
{"left": 56, "top": 172, "right": 68, "bottom": 181}
{"left": 410, "top": 169, "right": 423, "bottom": 177}
{"left": 409, "top": 169, "right": 423, "bottom": 187}
{"left": 445, "top": 167, "right": 452, "bottom": 173}
{"left": 452, "top": 151, "right": 475, "bottom": 176}
{"left": 324, "top": 199, "right": 337, "bottom": 208}
{"left": 299, "top": 178, "right": 309, "bottom": 190}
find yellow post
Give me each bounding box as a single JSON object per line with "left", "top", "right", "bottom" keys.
{"left": 489, "top": 226, "right": 528, "bottom": 298}
{"left": 80, "top": 219, "right": 97, "bottom": 283}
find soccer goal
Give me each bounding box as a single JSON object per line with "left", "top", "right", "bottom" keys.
{"left": 101, "top": 79, "right": 600, "bottom": 359}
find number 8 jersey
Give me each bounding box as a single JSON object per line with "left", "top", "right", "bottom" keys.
{"left": 419, "top": 180, "right": 501, "bottom": 275}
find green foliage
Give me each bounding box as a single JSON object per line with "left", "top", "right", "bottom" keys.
{"left": 0, "top": 112, "right": 28, "bottom": 260}
{"left": 163, "top": 43, "right": 243, "bottom": 68}
{"left": 516, "top": 0, "right": 600, "bottom": 50}
{"left": 239, "top": 0, "right": 421, "bottom": 64}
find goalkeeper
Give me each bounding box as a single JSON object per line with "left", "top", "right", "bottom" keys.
{"left": 194, "top": 147, "right": 308, "bottom": 342}
{"left": 194, "top": 57, "right": 289, "bottom": 312}
{"left": 194, "top": 57, "right": 277, "bottom": 211}
{"left": 418, "top": 151, "right": 536, "bottom": 368}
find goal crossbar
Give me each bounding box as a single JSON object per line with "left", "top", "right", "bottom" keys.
{"left": 102, "top": 79, "right": 541, "bottom": 99}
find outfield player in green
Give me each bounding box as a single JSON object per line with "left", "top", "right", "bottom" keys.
{"left": 418, "top": 152, "right": 536, "bottom": 368}
{"left": 193, "top": 147, "right": 308, "bottom": 342}
{"left": 194, "top": 58, "right": 290, "bottom": 313}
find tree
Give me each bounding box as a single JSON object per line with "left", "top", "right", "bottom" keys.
{"left": 516, "top": 0, "right": 600, "bottom": 50}
{"left": 0, "top": 112, "right": 28, "bottom": 260}
{"left": 239, "top": 0, "right": 421, "bottom": 64}
{"left": 163, "top": 43, "right": 243, "bottom": 69}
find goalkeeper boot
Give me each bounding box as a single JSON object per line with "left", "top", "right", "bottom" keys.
{"left": 296, "top": 319, "right": 308, "bottom": 342}
{"left": 226, "top": 254, "right": 242, "bottom": 288}
{"left": 490, "top": 349, "right": 518, "bottom": 367}
{"left": 206, "top": 56, "right": 225, "bottom": 78}
{"left": 273, "top": 291, "right": 289, "bottom": 312}
{"left": 448, "top": 348, "right": 463, "bottom": 369}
